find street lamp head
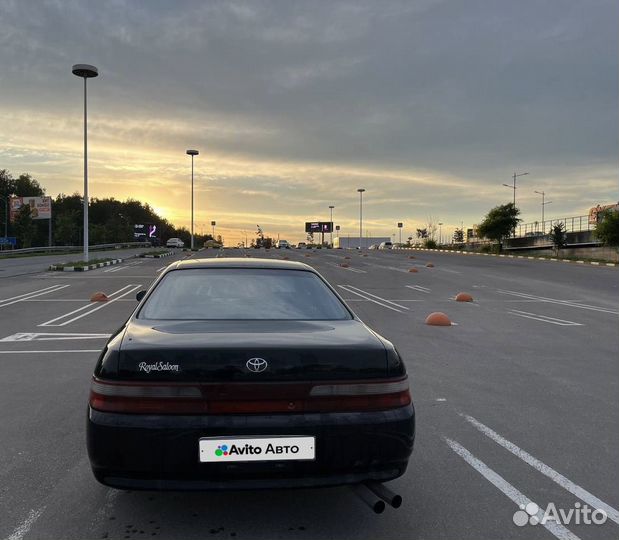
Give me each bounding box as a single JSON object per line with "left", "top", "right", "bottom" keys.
{"left": 534, "top": 190, "right": 544, "bottom": 195}
{"left": 502, "top": 184, "right": 513, "bottom": 188}
{"left": 72, "top": 64, "right": 98, "bottom": 78}
{"left": 329, "top": 205, "right": 335, "bottom": 209}
{"left": 357, "top": 188, "right": 365, "bottom": 193}
{"left": 186, "top": 149, "right": 199, "bottom": 156}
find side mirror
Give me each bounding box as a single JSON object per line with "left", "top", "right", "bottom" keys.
{"left": 136, "top": 290, "right": 146, "bottom": 302}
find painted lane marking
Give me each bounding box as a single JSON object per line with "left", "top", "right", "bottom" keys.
{"left": 0, "top": 285, "right": 70, "bottom": 308}
{"left": 38, "top": 285, "right": 139, "bottom": 327}
{"left": 462, "top": 414, "right": 619, "bottom": 525}
{"left": 406, "top": 285, "right": 431, "bottom": 294}
{"left": 327, "top": 262, "right": 367, "bottom": 273}
{"left": 156, "top": 266, "right": 167, "bottom": 273}
{"left": 508, "top": 310, "right": 583, "bottom": 326}
{"left": 343, "top": 285, "right": 410, "bottom": 310}
{"left": 42, "top": 285, "right": 142, "bottom": 327}
{"left": 5, "top": 507, "right": 46, "bottom": 540}
{"left": 338, "top": 285, "right": 404, "bottom": 313}
{"left": 0, "top": 350, "right": 100, "bottom": 354}
{"left": 445, "top": 438, "right": 581, "bottom": 540}
{"left": 0, "top": 332, "right": 111, "bottom": 342}
{"left": 0, "top": 285, "right": 63, "bottom": 303}
{"left": 497, "top": 289, "right": 618, "bottom": 315}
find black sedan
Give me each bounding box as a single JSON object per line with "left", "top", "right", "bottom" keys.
{"left": 87, "top": 258, "right": 415, "bottom": 491}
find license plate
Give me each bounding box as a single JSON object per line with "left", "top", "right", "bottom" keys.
{"left": 199, "top": 436, "right": 315, "bottom": 463}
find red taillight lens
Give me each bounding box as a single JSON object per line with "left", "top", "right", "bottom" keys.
{"left": 89, "top": 377, "right": 411, "bottom": 415}
{"left": 89, "top": 379, "right": 204, "bottom": 414}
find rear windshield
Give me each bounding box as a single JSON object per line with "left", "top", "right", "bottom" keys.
{"left": 139, "top": 268, "right": 352, "bottom": 320}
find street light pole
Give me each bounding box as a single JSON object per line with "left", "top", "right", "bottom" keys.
{"left": 329, "top": 205, "right": 335, "bottom": 246}
{"left": 186, "top": 149, "right": 199, "bottom": 249}
{"left": 534, "top": 190, "right": 552, "bottom": 232}
{"left": 502, "top": 171, "right": 528, "bottom": 208}
{"left": 72, "top": 64, "right": 98, "bottom": 262}
{"left": 438, "top": 222, "right": 443, "bottom": 245}
{"left": 357, "top": 189, "right": 365, "bottom": 249}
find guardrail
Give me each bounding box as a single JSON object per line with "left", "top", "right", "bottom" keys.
{"left": 0, "top": 241, "right": 151, "bottom": 256}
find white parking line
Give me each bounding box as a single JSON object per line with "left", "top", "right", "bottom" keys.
{"left": 38, "top": 285, "right": 140, "bottom": 327}
{"left": 0, "top": 285, "right": 70, "bottom": 308}
{"left": 0, "top": 332, "right": 111, "bottom": 342}
{"left": 5, "top": 507, "right": 46, "bottom": 540}
{"left": 497, "top": 289, "right": 618, "bottom": 315}
{"left": 445, "top": 438, "right": 580, "bottom": 540}
{"left": 508, "top": 310, "right": 583, "bottom": 326}
{"left": 462, "top": 414, "right": 619, "bottom": 524}
{"left": 343, "top": 285, "right": 410, "bottom": 310}
{"left": 338, "top": 285, "right": 404, "bottom": 313}
{"left": 406, "top": 285, "right": 431, "bottom": 294}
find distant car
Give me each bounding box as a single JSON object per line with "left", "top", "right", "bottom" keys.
{"left": 277, "top": 240, "right": 290, "bottom": 249}
{"left": 87, "top": 258, "right": 415, "bottom": 490}
{"left": 378, "top": 242, "right": 393, "bottom": 250}
{"left": 204, "top": 239, "right": 223, "bottom": 249}
{"left": 166, "top": 238, "right": 185, "bottom": 248}
{"left": 368, "top": 244, "right": 378, "bottom": 250}
{"left": 296, "top": 242, "right": 307, "bottom": 249}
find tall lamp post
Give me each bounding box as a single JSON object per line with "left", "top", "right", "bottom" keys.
{"left": 502, "top": 171, "right": 528, "bottom": 208}
{"left": 186, "top": 149, "right": 199, "bottom": 249}
{"left": 72, "top": 64, "right": 98, "bottom": 262}
{"left": 438, "top": 222, "right": 443, "bottom": 245}
{"left": 534, "top": 190, "right": 552, "bottom": 233}
{"left": 357, "top": 188, "right": 365, "bottom": 249}
{"left": 328, "top": 205, "right": 335, "bottom": 246}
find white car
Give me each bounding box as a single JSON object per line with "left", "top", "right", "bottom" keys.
{"left": 277, "top": 240, "right": 290, "bottom": 249}
{"left": 166, "top": 238, "right": 185, "bottom": 248}
{"left": 378, "top": 241, "right": 393, "bottom": 250}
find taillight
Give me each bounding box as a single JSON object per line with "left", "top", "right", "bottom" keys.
{"left": 307, "top": 377, "right": 411, "bottom": 412}
{"left": 90, "top": 379, "right": 204, "bottom": 414}
{"left": 89, "top": 377, "right": 411, "bottom": 415}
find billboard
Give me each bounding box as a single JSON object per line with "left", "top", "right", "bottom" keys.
{"left": 9, "top": 196, "right": 52, "bottom": 221}
{"left": 305, "top": 221, "right": 333, "bottom": 233}
{"left": 134, "top": 223, "right": 157, "bottom": 239}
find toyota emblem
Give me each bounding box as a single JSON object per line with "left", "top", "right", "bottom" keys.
{"left": 246, "top": 357, "right": 268, "bottom": 373}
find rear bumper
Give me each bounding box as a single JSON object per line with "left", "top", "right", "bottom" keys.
{"left": 87, "top": 404, "right": 415, "bottom": 491}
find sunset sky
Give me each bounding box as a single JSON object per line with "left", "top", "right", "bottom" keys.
{"left": 1, "top": 1, "right": 617, "bottom": 244}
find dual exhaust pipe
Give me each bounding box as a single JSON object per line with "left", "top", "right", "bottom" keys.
{"left": 351, "top": 482, "right": 402, "bottom": 514}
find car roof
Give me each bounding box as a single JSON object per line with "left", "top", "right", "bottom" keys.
{"left": 166, "top": 257, "right": 316, "bottom": 272}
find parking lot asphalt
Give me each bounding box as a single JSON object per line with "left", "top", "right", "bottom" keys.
{"left": 0, "top": 247, "right": 617, "bottom": 540}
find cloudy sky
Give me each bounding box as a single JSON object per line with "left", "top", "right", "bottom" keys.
{"left": 0, "top": 0, "right": 617, "bottom": 244}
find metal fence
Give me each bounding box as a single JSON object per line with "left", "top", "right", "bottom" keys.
{"left": 0, "top": 241, "right": 150, "bottom": 255}
{"left": 516, "top": 215, "right": 592, "bottom": 237}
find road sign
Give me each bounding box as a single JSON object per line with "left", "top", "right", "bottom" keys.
{"left": 0, "top": 237, "right": 17, "bottom": 246}
{"left": 397, "top": 222, "right": 403, "bottom": 228}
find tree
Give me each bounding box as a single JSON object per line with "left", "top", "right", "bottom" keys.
{"left": 477, "top": 203, "right": 520, "bottom": 252}
{"left": 453, "top": 228, "right": 464, "bottom": 243}
{"left": 13, "top": 205, "right": 36, "bottom": 248}
{"left": 416, "top": 228, "right": 428, "bottom": 240}
{"left": 595, "top": 210, "right": 619, "bottom": 246}
{"left": 13, "top": 174, "right": 44, "bottom": 197}
{"left": 549, "top": 222, "right": 567, "bottom": 255}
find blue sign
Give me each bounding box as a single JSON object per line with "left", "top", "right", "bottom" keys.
{"left": 0, "top": 237, "right": 17, "bottom": 246}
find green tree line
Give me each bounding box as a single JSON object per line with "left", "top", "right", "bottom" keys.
{"left": 1, "top": 169, "right": 212, "bottom": 248}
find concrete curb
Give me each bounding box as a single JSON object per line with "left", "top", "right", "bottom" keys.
{"left": 393, "top": 248, "right": 616, "bottom": 267}
{"left": 140, "top": 251, "right": 173, "bottom": 259}
{"left": 49, "top": 258, "right": 124, "bottom": 272}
